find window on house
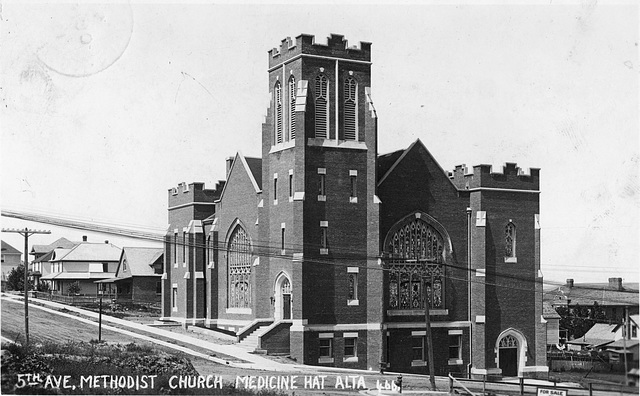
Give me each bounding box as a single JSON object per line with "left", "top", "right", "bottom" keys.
{"left": 156, "top": 281, "right": 162, "bottom": 295}
{"left": 123, "top": 260, "right": 127, "bottom": 272}
{"left": 344, "top": 77, "right": 357, "bottom": 140}
{"left": 288, "top": 76, "right": 296, "bottom": 140}
{"left": 505, "top": 221, "right": 516, "bottom": 260}
{"left": 319, "top": 338, "right": 333, "bottom": 358}
{"left": 274, "top": 81, "right": 283, "bottom": 144}
{"left": 172, "top": 286, "right": 178, "bottom": 311}
{"left": 207, "top": 235, "right": 215, "bottom": 268}
{"left": 227, "top": 225, "right": 251, "bottom": 309}
{"left": 448, "top": 334, "right": 462, "bottom": 361}
{"left": 412, "top": 336, "right": 425, "bottom": 361}
{"left": 344, "top": 337, "right": 357, "bottom": 358}
{"left": 318, "top": 168, "right": 326, "bottom": 201}
{"left": 319, "top": 174, "right": 326, "bottom": 196}
{"left": 350, "top": 175, "right": 357, "bottom": 199}
{"left": 320, "top": 223, "right": 328, "bottom": 252}
{"left": 315, "top": 75, "right": 328, "bottom": 138}
{"left": 103, "top": 262, "right": 109, "bottom": 272}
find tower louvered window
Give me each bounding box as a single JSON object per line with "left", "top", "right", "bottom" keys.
{"left": 386, "top": 219, "right": 445, "bottom": 310}
{"left": 344, "top": 77, "right": 357, "bottom": 140}
{"left": 315, "top": 75, "right": 328, "bottom": 138}
{"left": 274, "top": 81, "right": 283, "bottom": 144}
{"left": 227, "top": 225, "right": 251, "bottom": 308}
{"left": 288, "top": 76, "right": 296, "bottom": 140}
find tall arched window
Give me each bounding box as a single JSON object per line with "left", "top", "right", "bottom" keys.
{"left": 288, "top": 76, "right": 296, "bottom": 141}
{"left": 227, "top": 225, "right": 251, "bottom": 308}
{"left": 344, "top": 77, "right": 357, "bottom": 140}
{"left": 505, "top": 222, "right": 516, "bottom": 259}
{"left": 315, "top": 75, "right": 328, "bottom": 138}
{"left": 274, "top": 81, "right": 283, "bottom": 144}
{"left": 386, "top": 218, "right": 445, "bottom": 310}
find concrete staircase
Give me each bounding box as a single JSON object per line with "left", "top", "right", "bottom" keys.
{"left": 237, "top": 325, "right": 270, "bottom": 352}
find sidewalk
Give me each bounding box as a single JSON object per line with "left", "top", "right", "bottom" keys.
{"left": 3, "top": 294, "right": 293, "bottom": 372}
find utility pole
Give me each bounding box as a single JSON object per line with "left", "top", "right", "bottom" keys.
{"left": 1, "top": 227, "right": 51, "bottom": 348}
{"left": 423, "top": 269, "right": 436, "bottom": 391}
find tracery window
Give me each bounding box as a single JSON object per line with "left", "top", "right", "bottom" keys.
{"left": 274, "top": 81, "right": 283, "bottom": 144}
{"left": 227, "top": 225, "right": 251, "bottom": 308}
{"left": 343, "top": 77, "right": 357, "bottom": 140}
{"left": 505, "top": 222, "right": 516, "bottom": 258}
{"left": 315, "top": 75, "right": 328, "bottom": 138}
{"left": 288, "top": 76, "right": 296, "bottom": 140}
{"left": 499, "top": 334, "right": 518, "bottom": 348}
{"left": 387, "top": 218, "right": 445, "bottom": 310}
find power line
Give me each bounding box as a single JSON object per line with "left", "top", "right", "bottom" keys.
{"left": 2, "top": 209, "right": 638, "bottom": 306}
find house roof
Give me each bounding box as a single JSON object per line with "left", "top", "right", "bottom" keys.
{"left": 544, "top": 282, "right": 639, "bottom": 307}
{"left": 50, "top": 243, "right": 121, "bottom": 262}
{"left": 41, "top": 272, "right": 115, "bottom": 280}
{"left": 30, "top": 237, "right": 77, "bottom": 255}
{"left": 116, "top": 247, "right": 163, "bottom": 278}
{"left": 581, "top": 323, "right": 618, "bottom": 346}
{"left": 1, "top": 240, "right": 21, "bottom": 255}
{"left": 377, "top": 149, "right": 404, "bottom": 182}
{"left": 606, "top": 339, "right": 640, "bottom": 350}
{"left": 543, "top": 301, "right": 561, "bottom": 319}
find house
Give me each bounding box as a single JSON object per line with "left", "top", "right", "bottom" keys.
{"left": 160, "top": 34, "right": 547, "bottom": 378}
{"left": 543, "top": 301, "right": 562, "bottom": 348}
{"left": 1, "top": 240, "right": 22, "bottom": 290}
{"left": 39, "top": 240, "right": 121, "bottom": 296}
{"left": 546, "top": 278, "right": 639, "bottom": 322}
{"left": 29, "top": 237, "right": 78, "bottom": 284}
{"left": 96, "top": 247, "right": 163, "bottom": 303}
{"left": 567, "top": 314, "right": 639, "bottom": 350}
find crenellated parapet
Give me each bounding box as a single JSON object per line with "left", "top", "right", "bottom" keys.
{"left": 450, "top": 162, "right": 539, "bottom": 191}
{"left": 167, "top": 181, "right": 225, "bottom": 208}
{"left": 268, "top": 33, "right": 371, "bottom": 69}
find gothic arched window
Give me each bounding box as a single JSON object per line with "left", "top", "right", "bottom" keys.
{"left": 274, "top": 81, "right": 283, "bottom": 144}
{"left": 288, "top": 76, "right": 296, "bottom": 141}
{"left": 505, "top": 222, "right": 516, "bottom": 259}
{"left": 344, "top": 77, "right": 357, "bottom": 140}
{"left": 315, "top": 75, "right": 328, "bottom": 139}
{"left": 227, "top": 225, "right": 251, "bottom": 308}
{"left": 386, "top": 218, "right": 445, "bottom": 310}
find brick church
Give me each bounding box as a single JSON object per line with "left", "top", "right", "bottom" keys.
{"left": 161, "top": 34, "right": 548, "bottom": 378}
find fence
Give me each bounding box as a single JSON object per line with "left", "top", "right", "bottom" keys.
{"left": 30, "top": 291, "right": 161, "bottom": 310}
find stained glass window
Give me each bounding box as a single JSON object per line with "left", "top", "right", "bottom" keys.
{"left": 386, "top": 218, "right": 445, "bottom": 310}
{"left": 227, "top": 225, "right": 251, "bottom": 308}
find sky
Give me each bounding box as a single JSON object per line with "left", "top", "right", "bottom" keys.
{"left": 1, "top": 1, "right": 638, "bottom": 285}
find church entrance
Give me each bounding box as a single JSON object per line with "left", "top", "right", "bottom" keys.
{"left": 498, "top": 334, "right": 519, "bottom": 377}
{"left": 274, "top": 273, "right": 292, "bottom": 321}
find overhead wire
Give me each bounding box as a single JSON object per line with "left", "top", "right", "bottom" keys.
{"left": 2, "top": 209, "right": 638, "bottom": 307}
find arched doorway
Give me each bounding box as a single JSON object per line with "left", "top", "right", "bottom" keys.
{"left": 274, "top": 273, "right": 292, "bottom": 321}
{"left": 496, "top": 329, "right": 527, "bottom": 377}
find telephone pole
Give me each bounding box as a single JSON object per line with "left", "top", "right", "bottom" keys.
{"left": 1, "top": 227, "right": 51, "bottom": 348}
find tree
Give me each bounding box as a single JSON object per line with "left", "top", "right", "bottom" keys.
{"left": 67, "top": 281, "right": 81, "bottom": 296}
{"left": 557, "top": 301, "right": 608, "bottom": 340}
{"left": 37, "top": 281, "right": 50, "bottom": 293}
{"left": 5, "top": 265, "right": 33, "bottom": 292}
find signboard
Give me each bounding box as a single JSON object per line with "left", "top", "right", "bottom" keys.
{"left": 537, "top": 387, "right": 568, "bottom": 396}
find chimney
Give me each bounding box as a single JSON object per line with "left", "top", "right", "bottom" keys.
{"left": 608, "top": 277, "right": 623, "bottom": 291}
{"left": 82, "top": 235, "right": 87, "bottom": 242}
{"left": 226, "top": 156, "right": 235, "bottom": 178}
{"left": 566, "top": 279, "right": 574, "bottom": 288}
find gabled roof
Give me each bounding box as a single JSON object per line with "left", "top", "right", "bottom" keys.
{"left": 544, "top": 283, "right": 640, "bottom": 307}
{"left": 376, "top": 139, "right": 458, "bottom": 192}
{"left": 116, "top": 247, "right": 163, "bottom": 278}
{"left": 31, "top": 237, "right": 77, "bottom": 255}
{"left": 543, "top": 301, "right": 561, "bottom": 319}
{"left": 581, "top": 323, "right": 618, "bottom": 346}
{"left": 1, "top": 240, "right": 21, "bottom": 255}
{"left": 50, "top": 243, "right": 121, "bottom": 262}
{"left": 217, "top": 152, "right": 262, "bottom": 202}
